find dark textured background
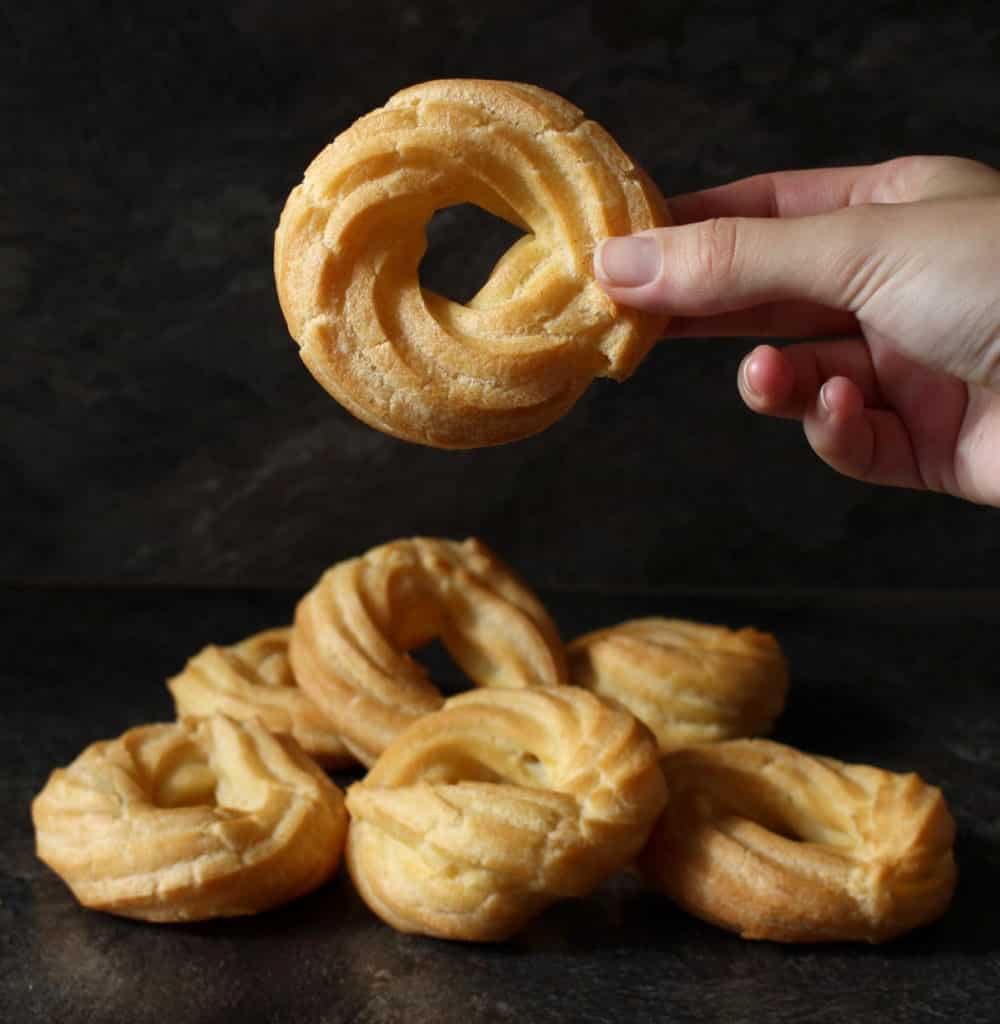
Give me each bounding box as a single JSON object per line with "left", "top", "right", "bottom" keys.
{"left": 4, "top": 0, "right": 1000, "bottom": 588}
{"left": 5, "top": 8, "right": 1000, "bottom": 1020}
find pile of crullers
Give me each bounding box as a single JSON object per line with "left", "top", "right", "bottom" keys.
{"left": 32, "top": 537, "right": 956, "bottom": 944}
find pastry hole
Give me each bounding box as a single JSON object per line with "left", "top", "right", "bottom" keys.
{"left": 419, "top": 203, "right": 527, "bottom": 305}
{"left": 422, "top": 755, "right": 503, "bottom": 785}
{"left": 153, "top": 747, "right": 218, "bottom": 808}
{"left": 518, "top": 752, "right": 546, "bottom": 785}
{"left": 254, "top": 650, "right": 297, "bottom": 688}
{"left": 417, "top": 638, "right": 468, "bottom": 697}
{"left": 710, "top": 794, "right": 835, "bottom": 846}
{"left": 756, "top": 817, "right": 806, "bottom": 843}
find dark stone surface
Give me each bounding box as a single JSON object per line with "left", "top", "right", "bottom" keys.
{"left": 3, "top": 2, "right": 1000, "bottom": 588}
{"left": 3, "top": 585, "right": 1000, "bottom": 1023}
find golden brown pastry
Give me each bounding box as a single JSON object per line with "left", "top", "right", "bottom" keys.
{"left": 567, "top": 618, "right": 789, "bottom": 752}
{"left": 274, "top": 78, "right": 669, "bottom": 448}
{"left": 166, "top": 626, "right": 353, "bottom": 769}
{"left": 346, "top": 687, "right": 668, "bottom": 941}
{"left": 638, "top": 739, "right": 956, "bottom": 943}
{"left": 289, "top": 536, "right": 569, "bottom": 767}
{"left": 32, "top": 715, "right": 348, "bottom": 922}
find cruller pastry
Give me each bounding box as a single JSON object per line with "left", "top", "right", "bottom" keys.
{"left": 289, "top": 536, "right": 569, "bottom": 767}
{"left": 568, "top": 618, "right": 789, "bottom": 752}
{"left": 167, "top": 626, "right": 353, "bottom": 769}
{"left": 274, "top": 78, "right": 669, "bottom": 448}
{"left": 345, "top": 686, "right": 668, "bottom": 941}
{"left": 639, "top": 739, "right": 956, "bottom": 943}
{"left": 32, "top": 714, "right": 348, "bottom": 922}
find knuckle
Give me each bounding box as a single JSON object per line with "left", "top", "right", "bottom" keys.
{"left": 834, "top": 249, "right": 886, "bottom": 313}
{"left": 873, "top": 155, "right": 1000, "bottom": 202}
{"left": 869, "top": 156, "right": 943, "bottom": 201}
{"left": 688, "top": 216, "right": 742, "bottom": 287}
{"left": 825, "top": 206, "right": 895, "bottom": 311}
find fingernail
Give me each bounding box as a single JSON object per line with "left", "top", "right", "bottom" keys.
{"left": 595, "top": 235, "right": 661, "bottom": 287}
{"left": 819, "top": 380, "right": 834, "bottom": 418}
{"left": 739, "top": 355, "right": 759, "bottom": 397}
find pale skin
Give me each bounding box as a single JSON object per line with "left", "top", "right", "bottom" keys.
{"left": 593, "top": 156, "right": 1000, "bottom": 507}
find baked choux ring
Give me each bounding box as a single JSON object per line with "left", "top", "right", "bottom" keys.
{"left": 289, "top": 537, "right": 569, "bottom": 767}
{"left": 638, "top": 739, "right": 956, "bottom": 943}
{"left": 32, "top": 714, "right": 348, "bottom": 922}
{"left": 166, "top": 627, "right": 353, "bottom": 769}
{"left": 345, "top": 686, "right": 668, "bottom": 941}
{"left": 568, "top": 618, "right": 789, "bottom": 752}
{"left": 274, "top": 78, "right": 669, "bottom": 448}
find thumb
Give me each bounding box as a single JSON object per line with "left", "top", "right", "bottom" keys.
{"left": 593, "top": 206, "right": 902, "bottom": 318}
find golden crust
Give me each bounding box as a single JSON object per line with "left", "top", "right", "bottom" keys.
{"left": 32, "top": 715, "right": 348, "bottom": 922}
{"left": 345, "top": 686, "right": 668, "bottom": 941}
{"left": 568, "top": 618, "right": 789, "bottom": 752}
{"left": 167, "top": 627, "right": 353, "bottom": 769}
{"left": 274, "top": 78, "right": 669, "bottom": 448}
{"left": 638, "top": 739, "right": 956, "bottom": 943}
{"left": 289, "top": 537, "right": 568, "bottom": 767}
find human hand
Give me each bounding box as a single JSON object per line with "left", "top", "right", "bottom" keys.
{"left": 593, "top": 156, "right": 1000, "bottom": 506}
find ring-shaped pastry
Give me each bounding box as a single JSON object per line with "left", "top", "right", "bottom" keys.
{"left": 568, "top": 618, "right": 789, "bottom": 752}
{"left": 289, "top": 537, "right": 569, "bottom": 767}
{"left": 167, "top": 627, "right": 353, "bottom": 769}
{"left": 274, "top": 78, "right": 669, "bottom": 448}
{"left": 638, "top": 739, "right": 956, "bottom": 943}
{"left": 32, "top": 714, "right": 348, "bottom": 922}
{"left": 346, "top": 686, "right": 668, "bottom": 941}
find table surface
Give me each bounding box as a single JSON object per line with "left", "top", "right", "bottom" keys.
{"left": 3, "top": 585, "right": 999, "bottom": 1024}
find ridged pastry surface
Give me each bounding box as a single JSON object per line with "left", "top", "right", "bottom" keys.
{"left": 289, "top": 537, "right": 568, "bottom": 767}
{"left": 32, "top": 715, "right": 348, "bottom": 922}
{"left": 639, "top": 739, "right": 956, "bottom": 943}
{"left": 568, "top": 618, "right": 789, "bottom": 752}
{"left": 274, "top": 78, "right": 669, "bottom": 448}
{"left": 345, "top": 687, "right": 668, "bottom": 941}
{"left": 167, "top": 627, "right": 353, "bottom": 768}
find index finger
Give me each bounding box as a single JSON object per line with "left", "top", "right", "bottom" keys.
{"left": 667, "top": 164, "right": 879, "bottom": 224}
